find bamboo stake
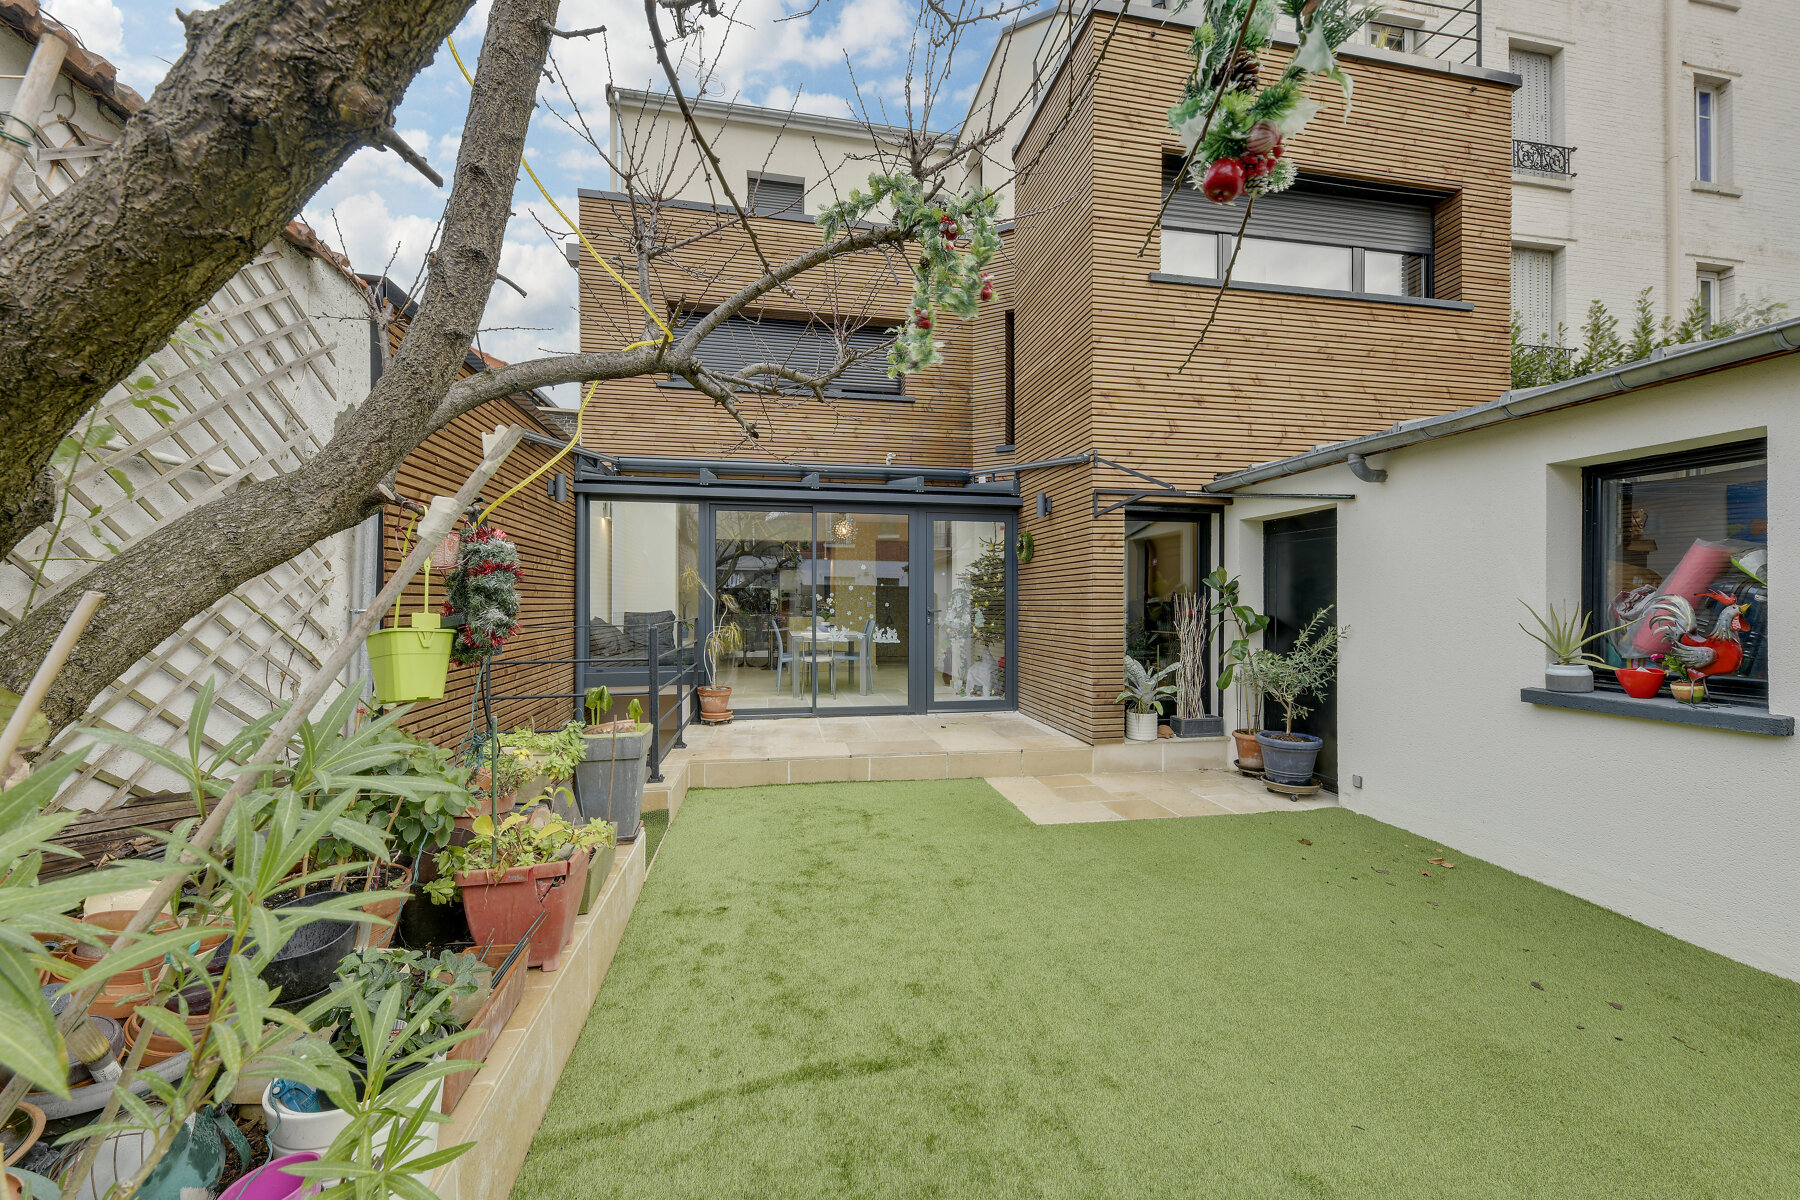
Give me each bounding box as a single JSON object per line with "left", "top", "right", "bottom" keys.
{"left": 0, "top": 428, "right": 527, "bottom": 1140}
{"left": 0, "top": 590, "right": 105, "bottom": 770}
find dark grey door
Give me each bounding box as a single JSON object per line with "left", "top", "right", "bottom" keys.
{"left": 1263, "top": 510, "right": 1338, "bottom": 789}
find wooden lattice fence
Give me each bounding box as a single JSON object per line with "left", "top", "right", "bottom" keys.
{"left": 0, "top": 98, "right": 369, "bottom": 807}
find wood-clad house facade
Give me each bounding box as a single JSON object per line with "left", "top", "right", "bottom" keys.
{"left": 569, "top": 7, "right": 1518, "bottom": 743}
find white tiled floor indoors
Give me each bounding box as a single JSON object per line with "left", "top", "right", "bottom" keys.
{"left": 646, "top": 712, "right": 1335, "bottom": 824}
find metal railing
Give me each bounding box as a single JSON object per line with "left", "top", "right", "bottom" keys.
{"left": 482, "top": 615, "right": 700, "bottom": 785}
{"left": 1513, "top": 139, "right": 1577, "bottom": 177}
{"left": 1377, "top": 0, "right": 1483, "bottom": 66}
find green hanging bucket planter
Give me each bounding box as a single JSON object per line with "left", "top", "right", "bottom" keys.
{"left": 368, "top": 613, "right": 453, "bottom": 705}
{"left": 367, "top": 522, "right": 455, "bottom": 705}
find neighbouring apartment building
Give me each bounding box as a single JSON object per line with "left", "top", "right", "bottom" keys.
{"left": 574, "top": 0, "right": 1517, "bottom": 745}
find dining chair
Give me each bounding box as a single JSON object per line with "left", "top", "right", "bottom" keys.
{"left": 766, "top": 618, "right": 796, "bottom": 696}
{"left": 796, "top": 624, "right": 838, "bottom": 698}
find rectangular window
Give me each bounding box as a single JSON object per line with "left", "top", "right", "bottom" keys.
{"left": 1160, "top": 160, "right": 1437, "bottom": 298}
{"left": 587, "top": 500, "right": 701, "bottom": 666}
{"left": 1695, "top": 85, "right": 1718, "bottom": 182}
{"left": 1511, "top": 246, "right": 1556, "bottom": 343}
{"left": 1160, "top": 228, "right": 1221, "bottom": 279}
{"left": 747, "top": 173, "right": 805, "bottom": 216}
{"left": 1366, "top": 22, "right": 1410, "bottom": 52}
{"left": 1226, "top": 235, "right": 1353, "bottom": 292}
{"left": 1002, "top": 310, "right": 1016, "bottom": 447}
{"left": 673, "top": 313, "right": 901, "bottom": 396}
{"left": 1696, "top": 268, "right": 1726, "bottom": 330}
{"left": 1583, "top": 441, "right": 1768, "bottom": 706}
{"left": 1509, "top": 49, "right": 1554, "bottom": 144}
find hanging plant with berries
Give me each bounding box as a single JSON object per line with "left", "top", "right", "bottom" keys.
{"left": 1166, "top": 0, "right": 1375, "bottom": 207}
{"left": 443, "top": 524, "right": 522, "bottom": 666}
{"left": 818, "top": 174, "right": 1001, "bottom": 376}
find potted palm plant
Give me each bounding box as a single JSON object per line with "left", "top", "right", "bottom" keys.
{"left": 1200, "top": 570, "right": 1271, "bottom": 768}
{"left": 698, "top": 598, "right": 744, "bottom": 723}
{"left": 1520, "top": 600, "right": 1623, "bottom": 693}
{"left": 1115, "top": 657, "right": 1176, "bottom": 741}
{"left": 1252, "top": 608, "right": 1344, "bottom": 786}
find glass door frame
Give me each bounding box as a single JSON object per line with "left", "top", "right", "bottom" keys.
{"left": 696, "top": 503, "right": 1017, "bottom": 717}
{"left": 912, "top": 508, "right": 1018, "bottom": 713}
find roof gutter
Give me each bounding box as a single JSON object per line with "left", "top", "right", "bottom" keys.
{"left": 1205, "top": 318, "right": 1800, "bottom": 493}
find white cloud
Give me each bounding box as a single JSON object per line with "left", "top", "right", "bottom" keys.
{"left": 46, "top": 0, "right": 122, "bottom": 54}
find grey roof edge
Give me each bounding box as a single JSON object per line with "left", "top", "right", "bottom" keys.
{"left": 1205, "top": 317, "right": 1800, "bottom": 492}
{"left": 1010, "top": 0, "right": 1519, "bottom": 161}
{"left": 607, "top": 85, "right": 956, "bottom": 144}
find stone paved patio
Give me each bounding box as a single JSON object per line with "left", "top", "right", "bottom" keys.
{"left": 987, "top": 769, "right": 1336, "bottom": 824}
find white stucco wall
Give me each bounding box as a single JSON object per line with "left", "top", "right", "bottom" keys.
{"left": 1224, "top": 354, "right": 1798, "bottom": 980}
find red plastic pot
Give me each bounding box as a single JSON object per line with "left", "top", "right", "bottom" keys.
{"left": 1616, "top": 666, "right": 1667, "bottom": 699}
{"left": 457, "top": 854, "right": 585, "bottom": 972}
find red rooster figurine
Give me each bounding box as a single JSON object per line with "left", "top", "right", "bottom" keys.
{"left": 1646, "top": 590, "right": 1752, "bottom": 679}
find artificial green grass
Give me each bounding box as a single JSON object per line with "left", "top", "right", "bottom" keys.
{"left": 515, "top": 781, "right": 1800, "bottom": 1199}
{"left": 637, "top": 807, "right": 669, "bottom": 866}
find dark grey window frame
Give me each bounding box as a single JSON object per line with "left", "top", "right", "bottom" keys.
{"left": 1580, "top": 437, "right": 1769, "bottom": 709}
{"left": 1159, "top": 160, "right": 1445, "bottom": 303}
{"left": 667, "top": 311, "right": 908, "bottom": 401}
{"left": 1002, "top": 310, "right": 1016, "bottom": 449}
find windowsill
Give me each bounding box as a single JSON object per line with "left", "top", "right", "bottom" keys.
{"left": 1513, "top": 171, "right": 1576, "bottom": 192}
{"left": 1521, "top": 687, "right": 1794, "bottom": 735}
{"left": 1147, "top": 273, "right": 1475, "bottom": 312}
{"left": 1691, "top": 181, "right": 1743, "bottom": 198}
{"left": 656, "top": 379, "right": 915, "bottom": 403}
{"left": 992, "top": 444, "right": 1016, "bottom": 455}
{"left": 1689, "top": 0, "right": 1740, "bottom": 10}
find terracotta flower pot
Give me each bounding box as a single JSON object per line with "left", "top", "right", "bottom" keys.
{"left": 456, "top": 856, "right": 583, "bottom": 972}
{"left": 1231, "top": 728, "right": 1263, "bottom": 771}
{"left": 1616, "top": 666, "right": 1667, "bottom": 699}
{"left": 3, "top": 1101, "right": 44, "bottom": 1168}
{"left": 123, "top": 1012, "right": 186, "bottom": 1067}
{"left": 353, "top": 864, "right": 413, "bottom": 950}
{"left": 697, "top": 685, "right": 733, "bottom": 721}
{"left": 454, "top": 790, "right": 516, "bottom": 831}
{"left": 1671, "top": 680, "right": 1707, "bottom": 702}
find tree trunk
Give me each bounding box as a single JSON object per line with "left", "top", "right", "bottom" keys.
{"left": 0, "top": 0, "right": 558, "bottom": 737}
{"left": 0, "top": 0, "right": 475, "bottom": 559}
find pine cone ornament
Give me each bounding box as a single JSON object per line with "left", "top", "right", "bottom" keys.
{"left": 1220, "top": 46, "right": 1260, "bottom": 95}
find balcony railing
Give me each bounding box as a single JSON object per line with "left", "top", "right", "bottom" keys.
{"left": 1513, "top": 139, "right": 1577, "bottom": 177}
{"left": 1377, "top": 0, "right": 1484, "bottom": 66}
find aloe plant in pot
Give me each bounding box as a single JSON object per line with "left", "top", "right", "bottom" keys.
{"left": 1520, "top": 600, "right": 1624, "bottom": 693}
{"left": 1251, "top": 608, "right": 1345, "bottom": 786}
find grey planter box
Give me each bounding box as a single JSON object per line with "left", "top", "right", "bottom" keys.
{"left": 575, "top": 728, "right": 650, "bottom": 841}
{"left": 1168, "top": 715, "right": 1223, "bottom": 738}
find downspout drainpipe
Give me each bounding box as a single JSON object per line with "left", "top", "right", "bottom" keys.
{"left": 1346, "top": 454, "right": 1386, "bottom": 484}
{"left": 1663, "top": 0, "right": 1683, "bottom": 312}
{"left": 0, "top": 30, "right": 68, "bottom": 195}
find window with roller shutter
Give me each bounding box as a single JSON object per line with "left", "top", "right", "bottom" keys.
{"left": 747, "top": 174, "right": 805, "bottom": 216}
{"left": 672, "top": 313, "right": 902, "bottom": 397}
{"left": 1510, "top": 50, "right": 1553, "bottom": 144}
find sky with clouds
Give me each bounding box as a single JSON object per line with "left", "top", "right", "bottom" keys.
{"left": 51, "top": 0, "right": 1015, "bottom": 404}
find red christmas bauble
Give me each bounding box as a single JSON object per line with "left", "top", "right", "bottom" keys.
{"left": 1245, "top": 121, "right": 1282, "bottom": 157}
{"left": 1201, "top": 157, "right": 1246, "bottom": 204}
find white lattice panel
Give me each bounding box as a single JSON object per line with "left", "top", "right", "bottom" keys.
{"left": 0, "top": 82, "right": 367, "bottom": 807}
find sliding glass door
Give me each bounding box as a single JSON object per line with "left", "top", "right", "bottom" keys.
{"left": 702, "top": 506, "right": 1011, "bottom": 715}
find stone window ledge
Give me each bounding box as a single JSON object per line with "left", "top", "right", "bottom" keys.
{"left": 1521, "top": 687, "right": 1794, "bottom": 735}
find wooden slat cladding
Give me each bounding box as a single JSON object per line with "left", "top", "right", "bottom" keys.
{"left": 998, "top": 16, "right": 1514, "bottom": 741}
{"left": 1009, "top": 30, "right": 1106, "bottom": 741}
{"left": 575, "top": 197, "right": 975, "bottom": 466}
{"left": 1083, "top": 19, "right": 1514, "bottom": 485}
{"left": 383, "top": 396, "right": 578, "bottom": 748}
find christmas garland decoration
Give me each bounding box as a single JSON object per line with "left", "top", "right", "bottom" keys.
{"left": 443, "top": 524, "right": 521, "bottom": 666}
{"left": 1167, "top": 0, "right": 1375, "bottom": 206}
{"left": 817, "top": 174, "right": 1001, "bottom": 375}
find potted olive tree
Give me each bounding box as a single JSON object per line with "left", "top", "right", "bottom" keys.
{"left": 1251, "top": 608, "right": 1344, "bottom": 786}
{"left": 1115, "top": 657, "right": 1177, "bottom": 741}
{"left": 1520, "top": 600, "right": 1623, "bottom": 693}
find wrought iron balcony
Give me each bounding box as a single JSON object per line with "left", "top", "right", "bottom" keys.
{"left": 1513, "top": 139, "right": 1577, "bottom": 177}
